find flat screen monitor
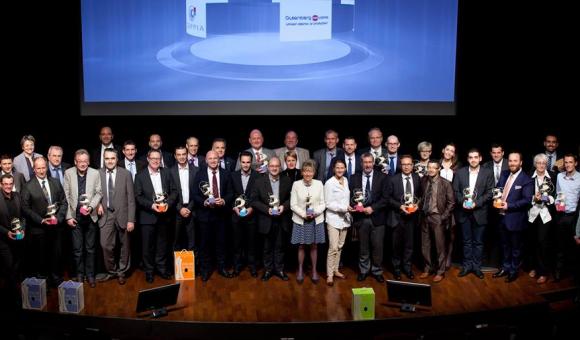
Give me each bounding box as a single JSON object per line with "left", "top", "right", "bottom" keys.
{"left": 386, "top": 279, "right": 432, "bottom": 310}
{"left": 136, "top": 282, "right": 181, "bottom": 315}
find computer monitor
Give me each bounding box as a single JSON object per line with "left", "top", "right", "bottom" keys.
{"left": 136, "top": 282, "right": 181, "bottom": 318}
{"left": 386, "top": 280, "right": 432, "bottom": 312}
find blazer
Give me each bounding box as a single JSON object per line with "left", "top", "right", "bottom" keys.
{"left": 349, "top": 170, "right": 389, "bottom": 227}
{"left": 421, "top": 176, "right": 455, "bottom": 223}
{"left": 134, "top": 167, "right": 177, "bottom": 225}
{"left": 337, "top": 153, "right": 363, "bottom": 177}
{"left": 64, "top": 167, "right": 102, "bottom": 222}
{"left": 192, "top": 166, "right": 234, "bottom": 223}
{"left": 98, "top": 167, "right": 136, "bottom": 229}
{"left": 188, "top": 154, "right": 205, "bottom": 168}
{"left": 313, "top": 148, "right": 345, "bottom": 182}
{"left": 452, "top": 166, "right": 495, "bottom": 225}
{"left": 274, "top": 147, "right": 310, "bottom": 169}
{"left": 219, "top": 156, "right": 236, "bottom": 172}
{"left": 118, "top": 158, "right": 147, "bottom": 173}
{"left": 235, "top": 148, "right": 276, "bottom": 172}
{"left": 21, "top": 177, "right": 67, "bottom": 226}
{"left": 251, "top": 175, "right": 292, "bottom": 234}
{"left": 386, "top": 172, "right": 423, "bottom": 227}
{"left": 46, "top": 162, "right": 72, "bottom": 185}
{"left": 139, "top": 149, "right": 175, "bottom": 169}
{"left": 169, "top": 164, "right": 199, "bottom": 212}
{"left": 0, "top": 191, "right": 23, "bottom": 238}
{"left": 13, "top": 152, "right": 42, "bottom": 182}
{"left": 496, "top": 170, "right": 534, "bottom": 231}
{"left": 230, "top": 170, "right": 259, "bottom": 223}
{"left": 290, "top": 179, "right": 326, "bottom": 225}
{"left": 91, "top": 144, "right": 122, "bottom": 169}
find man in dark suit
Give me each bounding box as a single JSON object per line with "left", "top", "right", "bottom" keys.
{"left": 386, "top": 154, "right": 422, "bottom": 280}
{"left": 186, "top": 136, "right": 205, "bottom": 168}
{"left": 169, "top": 146, "right": 198, "bottom": 251}
{"left": 135, "top": 149, "right": 178, "bottom": 283}
{"left": 97, "top": 148, "right": 135, "bottom": 285}
{"left": 349, "top": 152, "right": 388, "bottom": 283}
{"left": 339, "top": 136, "right": 362, "bottom": 180}
{"left": 231, "top": 151, "right": 259, "bottom": 277}
{"left": 90, "top": 126, "right": 122, "bottom": 169}
{"left": 492, "top": 152, "right": 534, "bottom": 282}
{"left": 482, "top": 143, "right": 508, "bottom": 185}
{"left": 313, "top": 129, "right": 344, "bottom": 182}
{"left": 362, "top": 128, "right": 388, "bottom": 173}
{"left": 385, "top": 135, "right": 403, "bottom": 176}
{"left": 251, "top": 156, "right": 292, "bottom": 281}
{"left": 21, "top": 157, "right": 67, "bottom": 286}
{"left": 118, "top": 140, "right": 147, "bottom": 182}
{"left": 140, "top": 134, "right": 175, "bottom": 169}
{"left": 0, "top": 155, "right": 26, "bottom": 193}
{"left": 192, "top": 150, "right": 234, "bottom": 281}
{"left": 212, "top": 138, "right": 235, "bottom": 172}
{"left": 46, "top": 146, "right": 71, "bottom": 187}
{"left": 453, "top": 148, "right": 495, "bottom": 279}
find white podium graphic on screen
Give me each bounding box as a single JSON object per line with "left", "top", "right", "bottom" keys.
{"left": 186, "top": 0, "right": 229, "bottom": 39}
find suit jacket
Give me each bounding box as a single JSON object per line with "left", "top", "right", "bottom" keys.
{"left": 219, "top": 156, "right": 236, "bottom": 172}
{"left": 338, "top": 153, "right": 363, "bottom": 177}
{"left": 453, "top": 166, "right": 495, "bottom": 225}
{"left": 421, "top": 176, "right": 455, "bottom": 222}
{"left": 64, "top": 167, "right": 103, "bottom": 222}
{"left": 349, "top": 170, "right": 389, "bottom": 227}
{"left": 483, "top": 159, "right": 508, "bottom": 184}
{"left": 22, "top": 177, "right": 67, "bottom": 227}
{"left": 139, "top": 149, "right": 175, "bottom": 169}
{"left": 386, "top": 172, "right": 423, "bottom": 227}
{"left": 134, "top": 167, "right": 177, "bottom": 225}
{"left": 192, "top": 166, "right": 234, "bottom": 223}
{"left": 313, "top": 148, "right": 344, "bottom": 182}
{"left": 0, "top": 191, "right": 23, "bottom": 238}
{"left": 274, "top": 147, "right": 310, "bottom": 169}
{"left": 169, "top": 164, "right": 199, "bottom": 212}
{"left": 251, "top": 175, "right": 292, "bottom": 234}
{"left": 91, "top": 144, "right": 122, "bottom": 169}
{"left": 235, "top": 148, "right": 276, "bottom": 171}
{"left": 496, "top": 170, "right": 534, "bottom": 231}
{"left": 231, "top": 170, "right": 259, "bottom": 223}
{"left": 118, "top": 158, "right": 147, "bottom": 176}
{"left": 98, "top": 167, "right": 136, "bottom": 229}
{"left": 1, "top": 171, "right": 26, "bottom": 193}
{"left": 46, "top": 162, "right": 71, "bottom": 186}
{"left": 13, "top": 152, "right": 42, "bottom": 182}
{"left": 188, "top": 154, "right": 205, "bottom": 168}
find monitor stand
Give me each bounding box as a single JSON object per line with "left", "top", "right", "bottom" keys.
{"left": 150, "top": 307, "right": 168, "bottom": 318}
{"left": 400, "top": 303, "right": 416, "bottom": 313}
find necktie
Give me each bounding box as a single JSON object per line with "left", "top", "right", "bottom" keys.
{"left": 212, "top": 170, "right": 219, "bottom": 198}
{"left": 188, "top": 158, "right": 194, "bottom": 167}
{"left": 405, "top": 176, "right": 412, "bottom": 195}
{"left": 348, "top": 157, "right": 353, "bottom": 178}
{"left": 128, "top": 161, "right": 135, "bottom": 180}
{"left": 495, "top": 164, "right": 500, "bottom": 183}
{"left": 255, "top": 152, "right": 262, "bottom": 164}
{"left": 501, "top": 173, "right": 515, "bottom": 201}
{"left": 423, "top": 181, "right": 432, "bottom": 213}
{"left": 547, "top": 154, "right": 553, "bottom": 170}
{"left": 107, "top": 170, "right": 114, "bottom": 208}
{"left": 41, "top": 180, "right": 51, "bottom": 204}
{"left": 389, "top": 156, "right": 395, "bottom": 175}
{"left": 365, "top": 174, "right": 371, "bottom": 202}
{"left": 53, "top": 167, "right": 62, "bottom": 185}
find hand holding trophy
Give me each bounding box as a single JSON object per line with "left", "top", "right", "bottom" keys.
{"left": 462, "top": 187, "right": 477, "bottom": 209}
{"left": 234, "top": 195, "right": 248, "bottom": 217}
{"left": 200, "top": 181, "right": 215, "bottom": 206}
{"left": 45, "top": 203, "right": 58, "bottom": 225}
{"left": 305, "top": 194, "right": 314, "bottom": 219}
{"left": 351, "top": 188, "right": 368, "bottom": 213}
{"left": 154, "top": 192, "right": 168, "bottom": 213}
{"left": 492, "top": 188, "right": 504, "bottom": 209}
{"left": 402, "top": 193, "right": 419, "bottom": 214}
{"left": 79, "top": 194, "right": 91, "bottom": 215}
{"left": 538, "top": 177, "right": 554, "bottom": 204}
{"left": 11, "top": 218, "right": 24, "bottom": 240}
{"left": 374, "top": 155, "right": 390, "bottom": 174}
{"left": 269, "top": 193, "right": 280, "bottom": 216}
{"left": 555, "top": 192, "right": 566, "bottom": 212}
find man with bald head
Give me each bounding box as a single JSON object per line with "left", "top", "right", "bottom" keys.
{"left": 274, "top": 130, "right": 310, "bottom": 170}
{"left": 235, "top": 129, "right": 276, "bottom": 174}
{"left": 91, "top": 126, "right": 122, "bottom": 169}
{"left": 193, "top": 150, "right": 234, "bottom": 281}
{"left": 140, "top": 134, "right": 175, "bottom": 168}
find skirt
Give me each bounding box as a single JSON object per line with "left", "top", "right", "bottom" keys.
{"left": 291, "top": 221, "right": 326, "bottom": 245}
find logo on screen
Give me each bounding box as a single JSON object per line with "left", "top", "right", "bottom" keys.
{"left": 312, "top": 15, "right": 319, "bottom": 21}
{"left": 189, "top": 6, "right": 197, "bottom": 20}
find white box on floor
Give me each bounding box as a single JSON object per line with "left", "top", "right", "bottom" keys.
{"left": 21, "top": 277, "right": 47, "bottom": 310}
{"left": 58, "top": 280, "right": 84, "bottom": 313}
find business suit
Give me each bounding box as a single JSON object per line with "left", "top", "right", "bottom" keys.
{"left": 453, "top": 166, "right": 495, "bottom": 272}
{"left": 313, "top": 148, "right": 344, "bottom": 182}
{"left": 387, "top": 172, "right": 422, "bottom": 275}
{"left": 98, "top": 167, "right": 135, "bottom": 278}
{"left": 274, "top": 147, "right": 310, "bottom": 170}
{"left": 46, "top": 162, "right": 71, "bottom": 187}
{"left": 64, "top": 167, "right": 102, "bottom": 279}
{"left": 118, "top": 158, "right": 147, "bottom": 182}
{"left": 219, "top": 156, "right": 236, "bottom": 172}
{"left": 231, "top": 169, "right": 259, "bottom": 272}
{"left": 140, "top": 150, "right": 175, "bottom": 169}
{"left": 188, "top": 154, "right": 205, "bottom": 168}
{"left": 169, "top": 164, "right": 198, "bottom": 251}
{"left": 235, "top": 148, "right": 276, "bottom": 172}
{"left": 135, "top": 167, "right": 177, "bottom": 277}
{"left": 192, "top": 166, "right": 234, "bottom": 276}
{"left": 13, "top": 152, "right": 42, "bottom": 182}
{"left": 91, "top": 144, "right": 122, "bottom": 169}
{"left": 482, "top": 159, "right": 508, "bottom": 268}
{"left": 338, "top": 153, "right": 363, "bottom": 179}
{"left": 483, "top": 159, "right": 508, "bottom": 185}
{"left": 251, "top": 174, "right": 292, "bottom": 273}
{"left": 21, "top": 176, "right": 67, "bottom": 281}
{"left": 496, "top": 169, "right": 534, "bottom": 277}
{"left": 350, "top": 170, "right": 389, "bottom": 276}
{"left": 0, "top": 191, "right": 24, "bottom": 299}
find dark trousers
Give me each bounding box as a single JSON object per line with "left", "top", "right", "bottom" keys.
{"left": 421, "top": 214, "right": 447, "bottom": 275}
{"left": 499, "top": 223, "right": 523, "bottom": 275}
{"left": 0, "top": 238, "right": 21, "bottom": 310}
{"left": 27, "top": 224, "right": 64, "bottom": 280}
{"left": 358, "top": 218, "right": 385, "bottom": 275}
{"left": 526, "top": 217, "right": 553, "bottom": 276}
{"left": 100, "top": 219, "right": 131, "bottom": 277}
{"left": 262, "top": 220, "right": 285, "bottom": 272}
{"left": 174, "top": 213, "right": 195, "bottom": 251}
{"left": 392, "top": 217, "right": 415, "bottom": 273}
{"left": 233, "top": 217, "right": 257, "bottom": 269}
{"left": 555, "top": 214, "right": 577, "bottom": 273}
{"left": 199, "top": 218, "right": 227, "bottom": 274}
{"left": 460, "top": 215, "right": 486, "bottom": 271}
{"left": 141, "top": 222, "right": 168, "bottom": 275}
{"left": 71, "top": 218, "right": 97, "bottom": 278}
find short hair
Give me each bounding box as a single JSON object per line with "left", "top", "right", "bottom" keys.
{"left": 508, "top": 151, "right": 523, "bottom": 161}
{"left": 343, "top": 136, "right": 356, "bottom": 143}
{"left": 427, "top": 160, "right": 441, "bottom": 168}
{"left": 147, "top": 149, "right": 162, "bottom": 158}
{"left": 47, "top": 145, "right": 63, "bottom": 156}
{"left": 268, "top": 156, "right": 281, "bottom": 166}
{"left": 0, "top": 154, "right": 12, "bottom": 162}
{"left": 284, "top": 150, "right": 297, "bottom": 161}
{"left": 239, "top": 150, "right": 253, "bottom": 161}
{"left": 104, "top": 147, "right": 118, "bottom": 156}
{"left": 417, "top": 141, "right": 432, "bottom": 152}
{"left": 333, "top": 158, "right": 347, "bottom": 168}
{"left": 324, "top": 129, "right": 338, "bottom": 138}
{"left": 367, "top": 127, "right": 383, "bottom": 137}
{"left": 74, "top": 149, "right": 90, "bottom": 160}
{"left": 212, "top": 137, "right": 227, "bottom": 146}
{"left": 533, "top": 153, "right": 548, "bottom": 165}
{"left": 33, "top": 156, "right": 48, "bottom": 167}
{"left": 360, "top": 152, "right": 373, "bottom": 161}
{"left": 123, "top": 140, "right": 137, "bottom": 148}
{"left": 467, "top": 148, "right": 481, "bottom": 156}
{"left": 301, "top": 160, "right": 316, "bottom": 172}
{"left": 0, "top": 173, "right": 13, "bottom": 183}
{"left": 20, "top": 135, "right": 36, "bottom": 147}
{"left": 174, "top": 145, "right": 187, "bottom": 153}
{"left": 400, "top": 155, "right": 413, "bottom": 163}
{"left": 563, "top": 153, "right": 578, "bottom": 162}
{"left": 490, "top": 143, "right": 504, "bottom": 151}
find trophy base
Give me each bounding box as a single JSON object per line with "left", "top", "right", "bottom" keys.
{"left": 354, "top": 204, "right": 364, "bottom": 213}
{"left": 239, "top": 209, "right": 248, "bottom": 217}
{"left": 157, "top": 204, "right": 168, "bottom": 213}
{"left": 493, "top": 200, "right": 503, "bottom": 209}
{"left": 555, "top": 205, "right": 566, "bottom": 212}
{"left": 15, "top": 232, "right": 24, "bottom": 240}
{"left": 405, "top": 205, "right": 418, "bottom": 214}
{"left": 271, "top": 209, "right": 279, "bottom": 216}
{"left": 79, "top": 207, "right": 91, "bottom": 215}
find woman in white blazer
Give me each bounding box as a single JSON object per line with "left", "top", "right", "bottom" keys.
{"left": 290, "top": 160, "right": 326, "bottom": 283}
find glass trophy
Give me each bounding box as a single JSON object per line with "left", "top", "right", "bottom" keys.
{"left": 462, "top": 187, "right": 478, "bottom": 209}
{"left": 538, "top": 177, "right": 554, "bottom": 204}
{"left": 11, "top": 218, "right": 24, "bottom": 240}
{"left": 351, "top": 188, "right": 368, "bottom": 213}
{"left": 413, "top": 161, "right": 427, "bottom": 177}
{"left": 374, "top": 155, "right": 389, "bottom": 174}
{"left": 305, "top": 194, "right": 314, "bottom": 218}
{"left": 199, "top": 181, "right": 215, "bottom": 205}
{"left": 79, "top": 194, "right": 91, "bottom": 215}
{"left": 555, "top": 192, "right": 566, "bottom": 212}
{"left": 257, "top": 155, "right": 268, "bottom": 174}
{"left": 402, "top": 193, "right": 419, "bottom": 213}
{"left": 268, "top": 193, "right": 280, "bottom": 216}
{"left": 492, "top": 188, "right": 504, "bottom": 209}
{"left": 234, "top": 195, "right": 248, "bottom": 217}
{"left": 154, "top": 192, "right": 168, "bottom": 212}
{"left": 45, "top": 203, "right": 58, "bottom": 225}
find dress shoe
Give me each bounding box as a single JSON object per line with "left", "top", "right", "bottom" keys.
{"left": 145, "top": 273, "right": 154, "bottom": 283}
{"left": 249, "top": 267, "right": 258, "bottom": 278}
{"left": 536, "top": 276, "right": 547, "bottom": 284}
{"left": 492, "top": 269, "right": 507, "bottom": 278}
{"left": 357, "top": 273, "right": 368, "bottom": 281}
{"left": 201, "top": 272, "right": 210, "bottom": 282}
{"left": 473, "top": 270, "right": 484, "bottom": 279}
{"left": 159, "top": 272, "right": 172, "bottom": 280}
{"left": 97, "top": 274, "right": 114, "bottom": 282}
{"left": 326, "top": 277, "right": 334, "bottom": 286}
{"left": 334, "top": 271, "right": 346, "bottom": 279}
{"left": 404, "top": 271, "right": 415, "bottom": 280}
{"left": 87, "top": 276, "right": 96, "bottom": 288}
{"left": 233, "top": 269, "right": 241, "bottom": 277}
{"left": 433, "top": 274, "right": 444, "bottom": 283}
{"left": 373, "top": 274, "right": 385, "bottom": 283}
{"left": 275, "top": 271, "right": 289, "bottom": 281}
{"left": 419, "top": 272, "right": 430, "bottom": 279}
{"left": 262, "top": 271, "right": 272, "bottom": 281}
{"left": 458, "top": 269, "right": 471, "bottom": 277}
{"left": 393, "top": 271, "right": 402, "bottom": 281}
{"left": 117, "top": 276, "right": 127, "bottom": 285}
{"left": 218, "top": 269, "right": 233, "bottom": 279}
{"left": 505, "top": 273, "right": 518, "bottom": 283}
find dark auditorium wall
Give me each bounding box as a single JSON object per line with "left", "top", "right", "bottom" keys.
{"left": 4, "top": 1, "right": 577, "bottom": 164}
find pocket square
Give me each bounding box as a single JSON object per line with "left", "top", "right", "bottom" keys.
{"left": 515, "top": 185, "right": 522, "bottom": 189}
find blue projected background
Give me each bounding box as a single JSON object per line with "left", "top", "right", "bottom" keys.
{"left": 80, "top": 0, "right": 458, "bottom": 114}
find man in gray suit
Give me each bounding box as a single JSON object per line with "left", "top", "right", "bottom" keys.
{"left": 235, "top": 129, "right": 276, "bottom": 174}
{"left": 313, "top": 129, "right": 344, "bottom": 183}
{"left": 97, "top": 148, "right": 135, "bottom": 285}
{"left": 274, "top": 130, "right": 310, "bottom": 170}
{"left": 64, "top": 149, "right": 102, "bottom": 287}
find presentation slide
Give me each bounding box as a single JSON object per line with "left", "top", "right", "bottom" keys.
{"left": 80, "top": 0, "right": 458, "bottom": 115}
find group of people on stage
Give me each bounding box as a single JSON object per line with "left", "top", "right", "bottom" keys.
{"left": 1, "top": 127, "right": 579, "bottom": 300}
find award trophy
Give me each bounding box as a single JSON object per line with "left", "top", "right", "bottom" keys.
{"left": 351, "top": 188, "right": 368, "bottom": 213}
{"left": 11, "top": 218, "right": 24, "bottom": 240}
{"left": 374, "top": 155, "right": 390, "bottom": 174}
{"left": 257, "top": 155, "right": 268, "bottom": 174}
{"left": 305, "top": 194, "right": 314, "bottom": 219}
{"left": 402, "top": 193, "right": 419, "bottom": 213}
{"left": 234, "top": 195, "right": 248, "bottom": 217}
{"left": 538, "top": 177, "right": 554, "bottom": 204}
{"left": 462, "top": 187, "right": 478, "bottom": 209}
{"left": 45, "top": 203, "right": 58, "bottom": 225}
{"left": 199, "top": 181, "right": 215, "bottom": 205}
{"left": 492, "top": 188, "right": 504, "bottom": 208}
{"left": 268, "top": 194, "right": 280, "bottom": 216}
{"left": 555, "top": 192, "right": 566, "bottom": 212}
{"left": 79, "top": 194, "right": 91, "bottom": 215}
{"left": 413, "top": 161, "right": 427, "bottom": 177}
{"left": 153, "top": 192, "right": 168, "bottom": 212}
